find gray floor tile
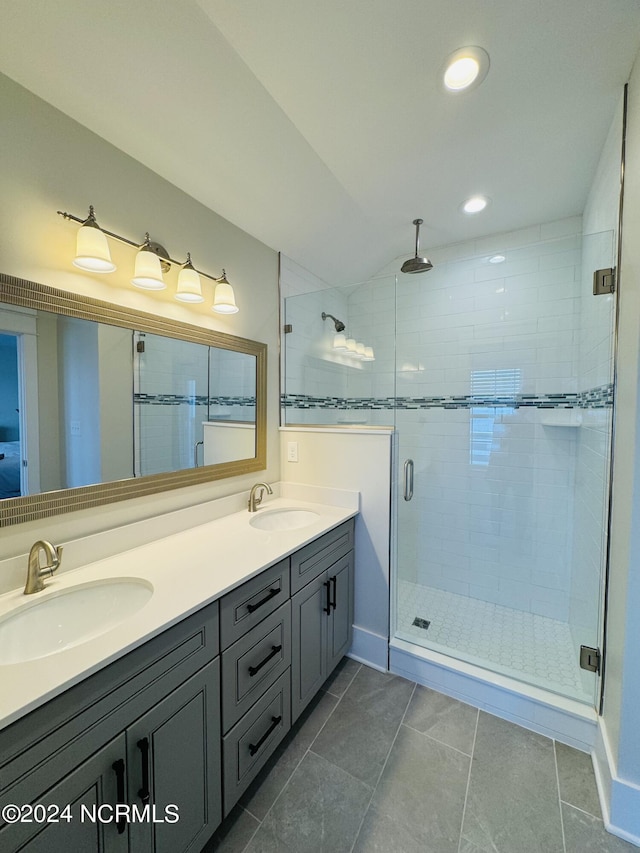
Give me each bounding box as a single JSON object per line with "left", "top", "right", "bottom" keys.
{"left": 360, "top": 725, "right": 469, "bottom": 853}
{"left": 352, "top": 803, "right": 431, "bottom": 853}
{"left": 311, "top": 667, "right": 415, "bottom": 787}
{"left": 245, "top": 751, "right": 371, "bottom": 853}
{"left": 240, "top": 691, "right": 338, "bottom": 820}
{"left": 555, "top": 741, "right": 602, "bottom": 817}
{"left": 563, "top": 803, "right": 639, "bottom": 852}
{"left": 460, "top": 712, "right": 564, "bottom": 853}
{"left": 403, "top": 684, "right": 478, "bottom": 754}
{"left": 204, "top": 804, "right": 259, "bottom": 853}
{"left": 322, "top": 656, "right": 361, "bottom": 698}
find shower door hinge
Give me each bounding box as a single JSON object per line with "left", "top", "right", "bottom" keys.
{"left": 593, "top": 267, "right": 616, "bottom": 295}
{"left": 580, "top": 645, "right": 601, "bottom": 673}
{"left": 283, "top": 324, "right": 293, "bottom": 334}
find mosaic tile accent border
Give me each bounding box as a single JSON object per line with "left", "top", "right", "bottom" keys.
{"left": 135, "top": 394, "right": 256, "bottom": 407}
{"left": 281, "top": 383, "right": 613, "bottom": 411}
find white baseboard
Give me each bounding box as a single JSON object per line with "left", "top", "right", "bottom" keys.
{"left": 389, "top": 638, "right": 597, "bottom": 752}
{"left": 348, "top": 625, "right": 388, "bottom": 671}
{"left": 593, "top": 719, "right": 640, "bottom": 847}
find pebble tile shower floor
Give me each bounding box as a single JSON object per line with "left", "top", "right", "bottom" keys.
{"left": 397, "top": 579, "right": 590, "bottom": 702}
{"left": 205, "top": 659, "right": 633, "bottom": 853}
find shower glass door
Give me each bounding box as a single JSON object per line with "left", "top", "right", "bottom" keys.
{"left": 393, "top": 227, "right": 616, "bottom": 706}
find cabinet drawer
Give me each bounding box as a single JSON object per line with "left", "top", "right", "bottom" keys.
{"left": 221, "top": 601, "right": 291, "bottom": 733}
{"left": 219, "top": 559, "right": 290, "bottom": 649}
{"left": 222, "top": 670, "right": 291, "bottom": 816}
{"left": 290, "top": 519, "right": 354, "bottom": 594}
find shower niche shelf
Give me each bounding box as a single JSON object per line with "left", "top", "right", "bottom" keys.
{"left": 540, "top": 411, "right": 583, "bottom": 427}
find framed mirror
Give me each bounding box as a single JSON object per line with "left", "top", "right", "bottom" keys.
{"left": 0, "top": 274, "right": 267, "bottom": 527}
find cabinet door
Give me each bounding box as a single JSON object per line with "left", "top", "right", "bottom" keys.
{"left": 291, "top": 572, "right": 329, "bottom": 722}
{"left": 126, "top": 659, "right": 221, "bottom": 853}
{"left": 327, "top": 552, "right": 354, "bottom": 674}
{"left": 1, "top": 734, "right": 128, "bottom": 853}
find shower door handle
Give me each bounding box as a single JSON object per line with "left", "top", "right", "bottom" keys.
{"left": 403, "top": 459, "right": 414, "bottom": 501}
{"left": 194, "top": 440, "right": 204, "bottom": 468}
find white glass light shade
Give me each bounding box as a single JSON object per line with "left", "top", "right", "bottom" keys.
{"left": 131, "top": 248, "right": 166, "bottom": 290}
{"left": 363, "top": 346, "right": 375, "bottom": 361}
{"left": 333, "top": 333, "right": 348, "bottom": 350}
{"left": 345, "top": 338, "right": 357, "bottom": 355}
{"left": 175, "top": 264, "right": 204, "bottom": 303}
{"left": 212, "top": 281, "right": 239, "bottom": 314}
{"left": 73, "top": 223, "right": 116, "bottom": 273}
{"left": 355, "top": 342, "right": 366, "bottom": 359}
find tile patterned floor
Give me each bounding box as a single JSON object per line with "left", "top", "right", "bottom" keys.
{"left": 396, "top": 580, "right": 591, "bottom": 702}
{"left": 205, "top": 659, "right": 635, "bottom": 853}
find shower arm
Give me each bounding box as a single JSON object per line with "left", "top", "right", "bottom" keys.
{"left": 413, "top": 219, "right": 422, "bottom": 258}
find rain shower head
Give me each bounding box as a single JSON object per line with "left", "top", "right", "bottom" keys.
{"left": 401, "top": 219, "right": 433, "bottom": 274}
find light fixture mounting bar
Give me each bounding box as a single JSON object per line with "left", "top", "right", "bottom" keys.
{"left": 57, "top": 209, "right": 226, "bottom": 283}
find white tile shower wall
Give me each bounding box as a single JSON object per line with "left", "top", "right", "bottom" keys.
{"left": 283, "top": 286, "right": 350, "bottom": 423}
{"left": 392, "top": 217, "right": 584, "bottom": 619}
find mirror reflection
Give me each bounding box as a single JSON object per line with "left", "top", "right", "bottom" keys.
{"left": 0, "top": 305, "right": 257, "bottom": 500}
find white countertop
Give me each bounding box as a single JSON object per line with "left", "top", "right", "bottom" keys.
{"left": 0, "top": 494, "right": 357, "bottom": 731}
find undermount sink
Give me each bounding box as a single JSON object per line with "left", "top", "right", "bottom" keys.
{"left": 0, "top": 578, "right": 154, "bottom": 665}
{"left": 249, "top": 508, "right": 320, "bottom": 531}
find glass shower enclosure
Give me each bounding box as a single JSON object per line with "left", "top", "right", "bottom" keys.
{"left": 393, "top": 227, "right": 616, "bottom": 707}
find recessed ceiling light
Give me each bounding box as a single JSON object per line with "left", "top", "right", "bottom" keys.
{"left": 442, "top": 46, "right": 490, "bottom": 93}
{"left": 489, "top": 254, "right": 506, "bottom": 264}
{"left": 462, "top": 195, "right": 489, "bottom": 214}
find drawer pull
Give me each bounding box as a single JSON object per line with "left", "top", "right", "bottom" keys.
{"left": 330, "top": 575, "right": 337, "bottom": 610}
{"left": 246, "top": 586, "right": 281, "bottom": 613}
{"left": 248, "top": 644, "right": 282, "bottom": 677}
{"left": 111, "top": 758, "right": 126, "bottom": 835}
{"left": 137, "top": 737, "right": 150, "bottom": 806}
{"left": 249, "top": 715, "right": 282, "bottom": 756}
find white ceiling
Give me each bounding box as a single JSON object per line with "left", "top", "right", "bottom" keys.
{"left": 1, "top": 0, "right": 639, "bottom": 284}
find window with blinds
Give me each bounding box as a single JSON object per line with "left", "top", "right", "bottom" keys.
{"left": 469, "top": 368, "right": 521, "bottom": 466}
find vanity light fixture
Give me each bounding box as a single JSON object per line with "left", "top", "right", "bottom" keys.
{"left": 58, "top": 206, "right": 239, "bottom": 314}
{"left": 442, "top": 46, "right": 490, "bottom": 93}
{"left": 333, "top": 333, "right": 348, "bottom": 351}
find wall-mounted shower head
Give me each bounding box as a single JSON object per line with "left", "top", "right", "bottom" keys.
{"left": 321, "top": 312, "right": 346, "bottom": 332}
{"left": 401, "top": 219, "right": 433, "bottom": 274}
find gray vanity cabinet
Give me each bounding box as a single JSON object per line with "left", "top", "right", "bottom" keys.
{"left": 291, "top": 527, "right": 355, "bottom": 722}
{"left": 0, "top": 603, "right": 221, "bottom": 853}
{"left": 0, "top": 517, "right": 356, "bottom": 852}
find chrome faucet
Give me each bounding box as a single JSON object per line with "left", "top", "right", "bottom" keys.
{"left": 248, "top": 482, "right": 273, "bottom": 512}
{"left": 24, "top": 540, "right": 63, "bottom": 595}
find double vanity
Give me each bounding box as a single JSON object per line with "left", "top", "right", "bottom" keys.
{"left": 0, "top": 490, "right": 357, "bottom": 852}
